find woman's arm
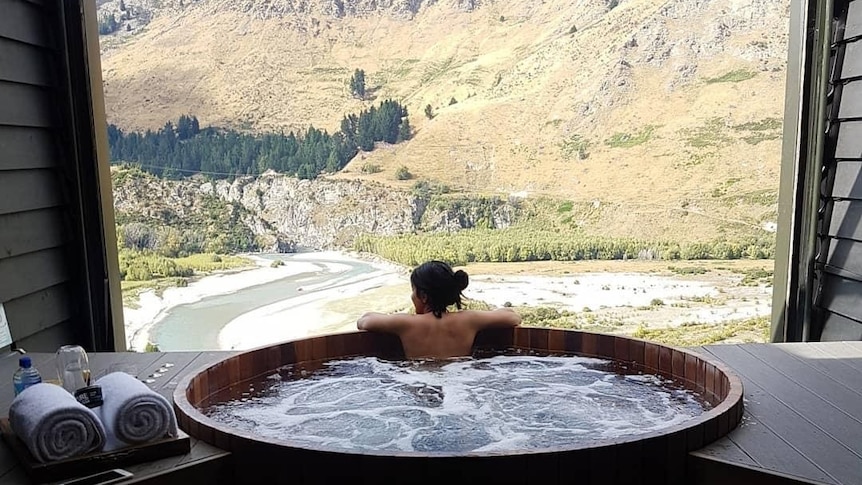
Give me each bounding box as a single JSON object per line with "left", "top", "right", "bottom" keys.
{"left": 465, "top": 308, "right": 522, "bottom": 331}
{"left": 356, "top": 312, "right": 412, "bottom": 333}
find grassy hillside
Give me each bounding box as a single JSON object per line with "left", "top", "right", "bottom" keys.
{"left": 99, "top": 0, "right": 788, "bottom": 242}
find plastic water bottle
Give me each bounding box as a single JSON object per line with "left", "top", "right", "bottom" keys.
{"left": 13, "top": 356, "right": 42, "bottom": 396}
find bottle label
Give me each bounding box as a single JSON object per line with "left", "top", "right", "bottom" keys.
{"left": 13, "top": 374, "right": 41, "bottom": 396}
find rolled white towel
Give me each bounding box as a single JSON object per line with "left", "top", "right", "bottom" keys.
{"left": 96, "top": 372, "right": 178, "bottom": 451}
{"left": 9, "top": 383, "right": 106, "bottom": 462}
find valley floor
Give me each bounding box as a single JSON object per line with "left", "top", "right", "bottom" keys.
{"left": 122, "top": 253, "right": 774, "bottom": 352}
{"left": 465, "top": 259, "right": 773, "bottom": 345}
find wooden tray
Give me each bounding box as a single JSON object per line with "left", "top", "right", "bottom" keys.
{"left": 0, "top": 418, "right": 190, "bottom": 483}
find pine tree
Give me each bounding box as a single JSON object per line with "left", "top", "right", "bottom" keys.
{"left": 357, "top": 115, "right": 374, "bottom": 151}
{"left": 398, "top": 118, "right": 412, "bottom": 142}
{"left": 350, "top": 69, "right": 366, "bottom": 99}
{"left": 381, "top": 100, "right": 400, "bottom": 144}
{"left": 357, "top": 69, "right": 366, "bottom": 98}
{"left": 177, "top": 115, "right": 193, "bottom": 140}
{"left": 325, "top": 151, "right": 340, "bottom": 173}
{"left": 161, "top": 121, "right": 175, "bottom": 138}
{"left": 340, "top": 116, "right": 355, "bottom": 141}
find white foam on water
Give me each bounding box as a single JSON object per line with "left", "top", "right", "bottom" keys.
{"left": 205, "top": 355, "right": 708, "bottom": 453}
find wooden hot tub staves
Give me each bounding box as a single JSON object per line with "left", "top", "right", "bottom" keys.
{"left": 173, "top": 328, "right": 744, "bottom": 485}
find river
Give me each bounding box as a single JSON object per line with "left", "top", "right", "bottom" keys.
{"left": 148, "top": 254, "right": 393, "bottom": 351}
{"left": 130, "top": 254, "right": 773, "bottom": 352}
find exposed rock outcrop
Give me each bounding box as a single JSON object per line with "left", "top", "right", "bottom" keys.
{"left": 112, "top": 169, "right": 518, "bottom": 250}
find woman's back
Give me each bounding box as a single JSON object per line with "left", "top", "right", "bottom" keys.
{"left": 356, "top": 261, "right": 522, "bottom": 359}
{"left": 358, "top": 308, "right": 521, "bottom": 359}
{"left": 396, "top": 311, "right": 487, "bottom": 359}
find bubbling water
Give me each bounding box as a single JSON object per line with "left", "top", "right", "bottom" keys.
{"left": 204, "top": 355, "right": 708, "bottom": 453}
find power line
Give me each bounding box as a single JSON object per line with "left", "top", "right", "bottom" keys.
{"left": 115, "top": 162, "right": 275, "bottom": 178}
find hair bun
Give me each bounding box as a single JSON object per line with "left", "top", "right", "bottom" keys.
{"left": 454, "top": 270, "right": 469, "bottom": 291}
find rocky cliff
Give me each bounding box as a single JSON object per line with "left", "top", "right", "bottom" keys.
{"left": 112, "top": 168, "right": 517, "bottom": 250}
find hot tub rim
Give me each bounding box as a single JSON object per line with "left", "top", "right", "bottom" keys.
{"left": 173, "top": 328, "right": 743, "bottom": 458}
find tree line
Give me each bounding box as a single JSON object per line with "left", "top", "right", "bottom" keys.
{"left": 354, "top": 229, "right": 776, "bottom": 267}
{"left": 107, "top": 101, "right": 411, "bottom": 180}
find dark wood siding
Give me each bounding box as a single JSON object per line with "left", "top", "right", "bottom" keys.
{"left": 0, "top": 0, "right": 77, "bottom": 350}
{"left": 0, "top": 209, "right": 67, "bottom": 259}
{"left": 817, "top": 0, "right": 862, "bottom": 340}
{"left": 0, "top": 127, "right": 56, "bottom": 170}
{"left": 0, "top": 38, "right": 52, "bottom": 86}
{"left": 0, "top": 169, "right": 63, "bottom": 215}
{"left": 0, "top": 82, "right": 53, "bottom": 127}
{"left": 0, "top": 0, "right": 51, "bottom": 48}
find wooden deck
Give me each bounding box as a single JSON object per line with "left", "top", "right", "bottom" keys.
{"left": 0, "top": 350, "right": 237, "bottom": 484}
{"left": 691, "top": 342, "right": 862, "bottom": 485}
{"left": 0, "top": 341, "right": 859, "bottom": 484}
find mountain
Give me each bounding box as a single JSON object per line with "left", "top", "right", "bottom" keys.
{"left": 98, "top": 0, "right": 788, "bottom": 242}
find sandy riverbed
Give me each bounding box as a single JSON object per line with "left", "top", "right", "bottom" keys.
{"left": 217, "top": 255, "right": 406, "bottom": 350}
{"left": 123, "top": 256, "right": 321, "bottom": 351}
{"left": 123, "top": 254, "right": 773, "bottom": 352}
{"left": 123, "top": 252, "right": 406, "bottom": 351}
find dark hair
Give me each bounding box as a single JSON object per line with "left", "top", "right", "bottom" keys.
{"left": 410, "top": 260, "right": 469, "bottom": 318}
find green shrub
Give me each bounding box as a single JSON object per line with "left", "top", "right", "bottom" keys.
{"left": 395, "top": 166, "right": 413, "bottom": 180}
{"left": 733, "top": 118, "right": 783, "bottom": 132}
{"left": 605, "top": 126, "right": 656, "bottom": 148}
{"left": 560, "top": 135, "right": 591, "bottom": 160}
{"left": 627, "top": 317, "right": 769, "bottom": 346}
{"left": 361, "top": 163, "right": 382, "bottom": 174}
{"left": 118, "top": 249, "right": 249, "bottom": 282}
{"left": 411, "top": 180, "right": 450, "bottom": 199}
{"left": 680, "top": 118, "right": 732, "bottom": 148}
{"left": 118, "top": 250, "right": 195, "bottom": 281}
{"left": 704, "top": 69, "right": 758, "bottom": 84}
{"left": 667, "top": 266, "right": 708, "bottom": 275}
{"left": 738, "top": 268, "right": 773, "bottom": 286}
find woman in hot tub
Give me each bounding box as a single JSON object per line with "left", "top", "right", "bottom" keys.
{"left": 357, "top": 260, "right": 521, "bottom": 359}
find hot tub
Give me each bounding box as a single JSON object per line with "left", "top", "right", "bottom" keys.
{"left": 174, "top": 328, "right": 743, "bottom": 484}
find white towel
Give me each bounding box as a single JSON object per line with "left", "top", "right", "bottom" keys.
{"left": 8, "top": 383, "right": 106, "bottom": 463}
{"left": 96, "top": 372, "right": 178, "bottom": 451}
